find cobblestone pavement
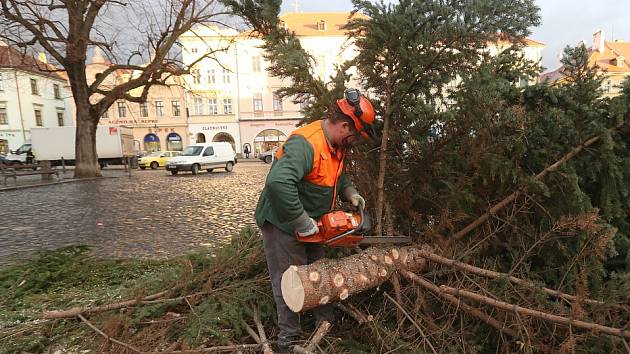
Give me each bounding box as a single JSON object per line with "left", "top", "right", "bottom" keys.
{"left": 0, "top": 162, "right": 270, "bottom": 264}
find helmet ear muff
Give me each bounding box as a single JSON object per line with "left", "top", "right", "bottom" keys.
{"left": 336, "top": 88, "right": 376, "bottom": 139}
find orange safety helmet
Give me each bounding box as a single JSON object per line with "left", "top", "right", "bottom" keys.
{"left": 336, "top": 88, "right": 376, "bottom": 140}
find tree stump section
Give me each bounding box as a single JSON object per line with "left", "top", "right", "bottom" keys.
{"left": 281, "top": 246, "right": 430, "bottom": 312}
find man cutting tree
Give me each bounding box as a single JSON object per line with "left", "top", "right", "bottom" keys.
{"left": 255, "top": 88, "right": 376, "bottom": 352}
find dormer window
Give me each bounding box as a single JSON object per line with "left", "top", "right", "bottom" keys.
{"left": 615, "top": 56, "right": 625, "bottom": 67}
{"left": 317, "top": 20, "right": 326, "bottom": 31}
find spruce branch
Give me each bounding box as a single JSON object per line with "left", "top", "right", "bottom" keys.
{"left": 416, "top": 249, "right": 628, "bottom": 310}
{"left": 453, "top": 119, "right": 627, "bottom": 241}
{"left": 439, "top": 285, "right": 630, "bottom": 339}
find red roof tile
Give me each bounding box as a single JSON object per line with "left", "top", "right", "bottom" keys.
{"left": 0, "top": 44, "right": 67, "bottom": 81}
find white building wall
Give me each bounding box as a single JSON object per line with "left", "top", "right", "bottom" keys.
{"left": 179, "top": 23, "right": 543, "bottom": 157}
{"left": 180, "top": 26, "right": 362, "bottom": 156}
{"left": 0, "top": 68, "right": 73, "bottom": 151}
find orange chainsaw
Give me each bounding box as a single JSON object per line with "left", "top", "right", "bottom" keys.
{"left": 296, "top": 205, "right": 411, "bottom": 248}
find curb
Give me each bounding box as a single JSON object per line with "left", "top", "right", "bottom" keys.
{"left": 0, "top": 176, "right": 121, "bottom": 192}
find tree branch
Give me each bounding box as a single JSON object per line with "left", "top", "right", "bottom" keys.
{"left": 440, "top": 285, "right": 630, "bottom": 339}
{"left": 400, "top": 270, "right": 552, "bottom": 352}
{"left": 416, "top": 249, "right": 628, "bottom": 310}
{"left": 384, "top": 291, "right": 438, "bottom": 354}
{"left": 453, "top": 119, "right": 628, "bottom": 240}
{"left": 78, "top": 314, "right": 142, "bottom": 353}
{"left": 0, "top": 0, "right": 65, "bottom": 63}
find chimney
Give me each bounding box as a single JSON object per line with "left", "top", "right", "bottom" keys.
{"left": 593, "top": 30, "right": 605, "bottom": 53}
{"left": 38, "top": 52, "right": 47, "bottom": 63}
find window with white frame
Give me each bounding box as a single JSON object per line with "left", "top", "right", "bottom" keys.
{"left": 191, "top": 48, "right": 198, "bottom": 53}
{"left": 155, "top": 100, "right": 164, "bottom": 117}
{"left": 253, "top": 93, "right": 263, "bottom": 112}
{"left": 207, "top": 69, "right": 216, "bottom": 84}
{"left": 34, "top": 108, "right": 43, "bottom": 126}
{"left": 54, "top": 84, "right": 61, "bottom": 99}
{"left": 194, "top": 96, "right": 203, "bottom": 115}
{"left": 252, "top": 56, "right": 261, "bottom": 72}
{"left": 172, "top": 100, "right": 180, "bottom": 116}
{"left": 0, "top": 102, "right": 7, "bottom": 124}
{"left": 30, "top": 78, "right": 39, "bottom": 95}
{"left": 273, "top": 92, "right": 283, "bottom": 112}
{"left": 192, "top": 69, "right": 201, "bottom": 84}
{"left": 0, "top": 73, "right": 5, "bottom": 91}
{"left": 102, "top": 109, "right": 109, "bottom": 119}
{"left": 223, "top": 98, "right": 232, "bottom": 114}
{"left": 117, "top": 102, "right": 127, "bottom": 118}
{"left": 208, "top": 98, "right": 218, "bottom": 115}
{"left": 139, "top": 102, "right": 148, "bottom": 117}
{"left": 57, "top": 111, "right": 64, "bottom": 126}
{"left": 222, "top": 68, "right": 231, "bottom": 84}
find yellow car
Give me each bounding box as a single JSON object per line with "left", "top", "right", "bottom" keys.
{"left": 138, "top": 151, "right": 181, "bottom": 170}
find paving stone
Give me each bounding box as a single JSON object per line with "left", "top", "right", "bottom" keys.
{"left": 0, "top": 163, "right": 270, "bottom": 264}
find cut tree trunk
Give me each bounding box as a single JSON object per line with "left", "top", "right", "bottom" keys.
{"left": 281, "top": 246, "right": 430, "bottom": 312}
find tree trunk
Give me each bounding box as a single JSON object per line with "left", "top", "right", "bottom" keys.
{"left": 281, "top": 246, "right": 431, "bottom": 312}
{"left": 374, "top": 84, "right": 393, "bottom": 236}
{"left": 66, "top": 61, "right": 101, "bottom": 178}
{"left": 74, "top": 111, "right": 100, "bottom": 178}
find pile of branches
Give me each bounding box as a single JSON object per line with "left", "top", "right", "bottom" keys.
{"left": 6, "top": 0, "right": 630, "bottom": 352}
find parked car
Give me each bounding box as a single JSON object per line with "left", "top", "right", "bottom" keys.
{"left": 0, "top": 154, "right": 8, "bottom": 165}
{"left": 5, "top": 142, "right": 34, "bottom": 164}
{"left": 259, "top": 147, "right": 278, "bottom": 164}
{"left": 138, "top": 151, "right": 181, "bottom": 170}
{"left": 166, "top": 142, "right": 237, "bottom": 175}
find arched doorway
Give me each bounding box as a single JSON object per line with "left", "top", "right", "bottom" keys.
{"left": 254, "top": 129, "right": 287, "bottom": 156}
{"left": 166, "top": 132, "right": 183, "bottom": 151}
{"left": 196, "top": 133, "right": 206, "bottom": 143}
{"left": 243, "top": 143, "right": 252, "bottom": 158}
{"left": 143, "top": 133, "right": 161, "bottom": 152}
{"left": 212, "top": 132, "right": 236, "bottom": 151}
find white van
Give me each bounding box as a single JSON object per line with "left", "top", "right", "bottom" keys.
{"left": 165, "top": 142, "right": 237, "bottom": 175}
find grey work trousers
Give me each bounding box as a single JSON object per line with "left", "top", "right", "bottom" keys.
{"left": 261, "top": 222, "right": 333, "bottom": 345}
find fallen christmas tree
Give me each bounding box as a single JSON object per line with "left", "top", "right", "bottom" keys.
{"left": 3, "top": 0, "right": 630, "bottom": 352}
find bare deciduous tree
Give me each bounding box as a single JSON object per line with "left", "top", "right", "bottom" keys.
{"left": 0, "top": 0, "right": 229, "bottom": 177}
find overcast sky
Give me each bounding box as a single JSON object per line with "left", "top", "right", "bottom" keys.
{"left": 280, "top": 0, "right": 630, "bottom": 72}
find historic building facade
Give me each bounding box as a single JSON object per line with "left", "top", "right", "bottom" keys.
{"left": 88, "top": 49, "right": 190, "bottom": 153}
{"left": 180, "top": 12, "right": 363, "bottom": 156}
{"left": 0, "top": 43, "right": 74, "bottom": 153}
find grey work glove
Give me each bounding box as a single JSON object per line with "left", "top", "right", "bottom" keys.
{"left": 343, "top": 187, "right": 365, "bottom": 210}
{"left": 294, "top": 211, "right": 319, "bottom": 237}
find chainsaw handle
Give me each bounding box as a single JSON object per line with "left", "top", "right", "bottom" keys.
{"left": 324, "top": 204, "right": 365, "bottom": 245}
{"left": 356, "top": 203, "right": 365, "bottom": 233}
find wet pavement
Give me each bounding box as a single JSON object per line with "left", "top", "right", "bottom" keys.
{"left": 0, "top": 162, "right": 270, "bottom": 264}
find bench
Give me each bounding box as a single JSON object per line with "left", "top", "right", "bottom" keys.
{"left": 0, "top": 163, "right": 60, "bottom": 186}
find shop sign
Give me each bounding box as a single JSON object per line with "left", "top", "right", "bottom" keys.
{"left": 201, "top": 125, "right": 229, "bottom": 131}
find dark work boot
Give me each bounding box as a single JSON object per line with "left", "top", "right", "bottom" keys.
{"left": 276, "top": 335, "right": 300, "bottom": 354}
